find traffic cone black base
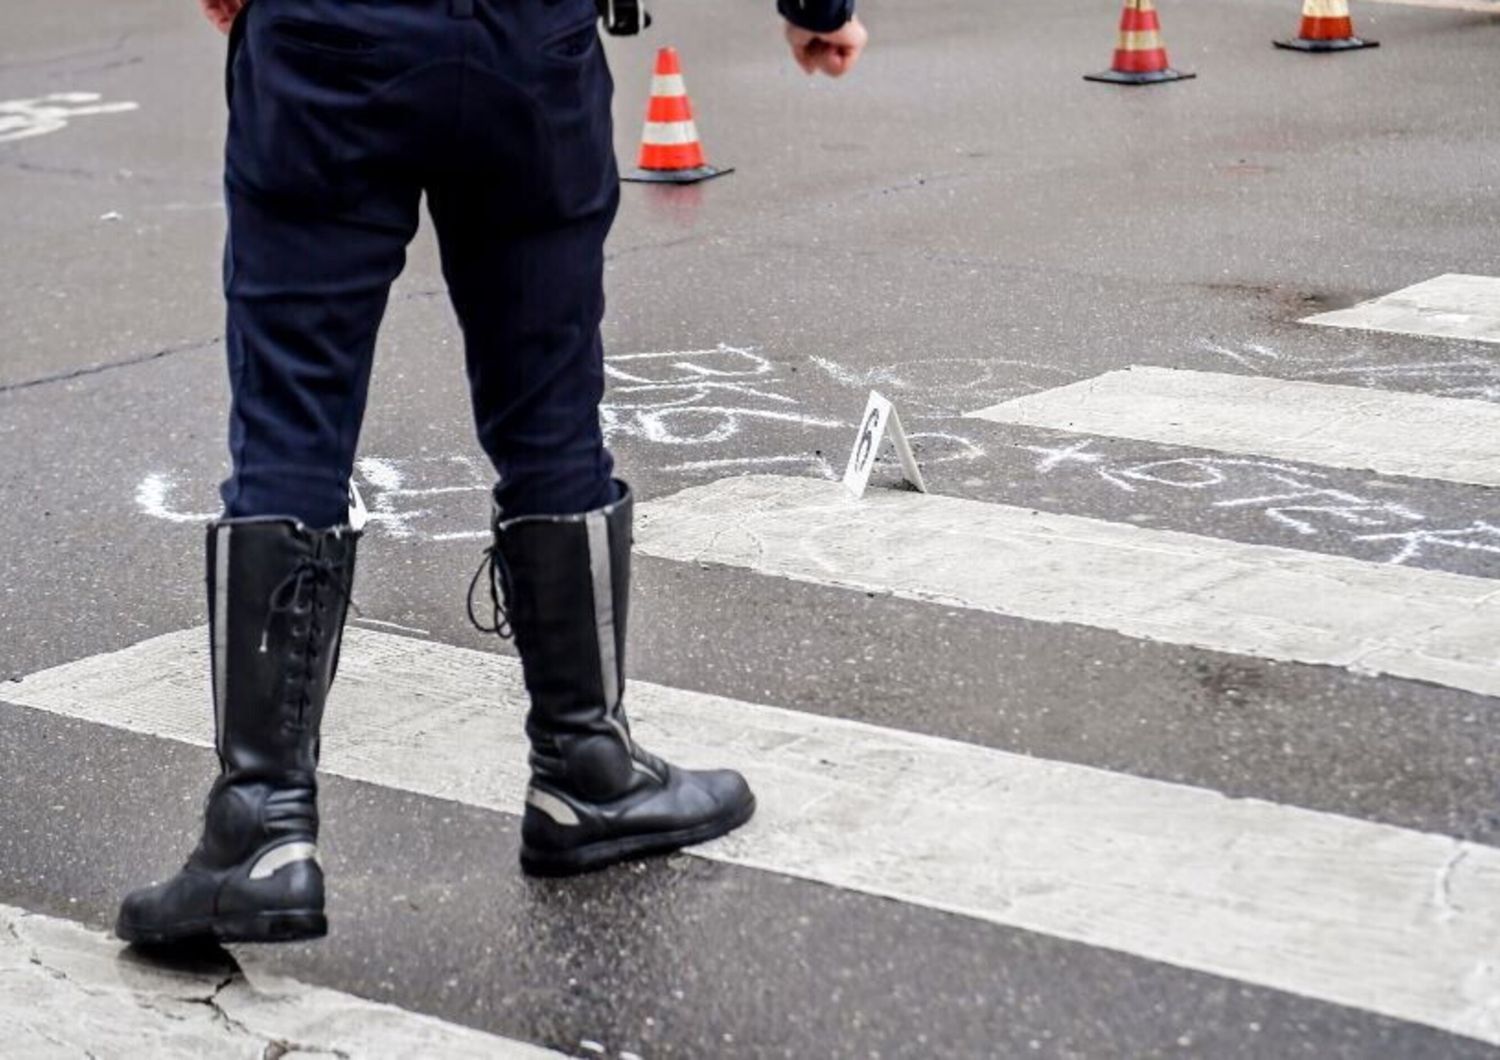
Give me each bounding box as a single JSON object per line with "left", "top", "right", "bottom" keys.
{"left": 1084, "top": 68, "right": 1196, "bottom": 85}
{"left": 623, "top": 164, "right": 734, "bottom": 185}
{"left": 1274, "top": 35, "right": 1377, "bottom": 51}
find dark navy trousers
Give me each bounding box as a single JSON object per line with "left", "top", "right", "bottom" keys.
{"left": 221, "top": 0, "right": 620, "bottom": 528}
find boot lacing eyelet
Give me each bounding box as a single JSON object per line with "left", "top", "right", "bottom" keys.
{"left": 258, "top": 552, "right": 356, "bottom": 653}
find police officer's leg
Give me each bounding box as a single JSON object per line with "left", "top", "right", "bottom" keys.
{"left": 118, "top": 0, "right": 423, "bottom": 943}
{"left": 430, "top": 137, "right": 753, "bottom": 878}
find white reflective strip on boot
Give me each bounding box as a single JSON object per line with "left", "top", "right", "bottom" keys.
{"left": 212, "top": 523, "right": 231, "bottom": 758}
{"left": 584, "top": 509, "right": 622, "bottom": 721}
{"left": 248, "top": 841, "right": 319, "bottom": 881}
{"left": 526, "top": 787, "right": 580, "bottom": 827}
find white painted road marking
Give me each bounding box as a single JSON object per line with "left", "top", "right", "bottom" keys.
{"left": 634, "top": 474, "right": 1500, "bottom": 697}
{"left": 0, "top": 92, "right": 138, "bottom": 144}
{"left": 0, "top": 901, "right": 562, "bottom": 1058}
{"left": 966, "top": 366, "right": 1500, "bottom": 488}
{"left": 10, "top": 627, "right": 1500, "bottom": 1045}
{"left": 1302, "top": 274, "right": 1500, "bottom": 345}
{"left": 1365, "top": 0, "right": 1499, "bottom": 13}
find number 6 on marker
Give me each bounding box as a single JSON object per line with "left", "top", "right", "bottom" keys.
{"left": 841, "top": 390, "right": 927, "bottom": 499}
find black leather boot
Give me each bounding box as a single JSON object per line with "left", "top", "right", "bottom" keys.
{"left": 117, "top": 518, "right": 358, "bottom": 945}
{"left": 474, "top": 483, "right": 755, "bottom": 876}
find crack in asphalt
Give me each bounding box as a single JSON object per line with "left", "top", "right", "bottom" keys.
{"left": 0, "top": 156, "right": 108, "bottom": 181}
{"left": 188, "top": 972, "right": 355, "bottom": 1060}
{"left": 0, "top": 31, "right": 134, "bottom": 74}
{"left": 0, "top": 335, "right": 220, "bottom": 395}
{"left": 192, "top": 973, "right": 255, "bottom": 1038}
{"left": 1435, "top": 845, "right": 1471, "bottom": 920}
{"left": 0, "top": 153, "right": 197, "bottom": 188}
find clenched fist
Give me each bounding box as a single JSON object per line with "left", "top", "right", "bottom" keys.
{"left": 200, "top": 0, "right": 246, "bottom": 34}
{"left": 784, "top": 16, "right": 868, "bottom": 78}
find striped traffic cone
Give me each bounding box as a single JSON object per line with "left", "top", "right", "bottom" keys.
{"left": 1084, "top": 0, "right": 1195, "bottom": 85}
{"left": 623, "top": 47, "right": 732, "bottom": 185}
{"left": 1275, "top": 0, "right": 1378, "bottom": 52}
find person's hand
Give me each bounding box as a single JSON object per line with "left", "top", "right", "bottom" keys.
{"left": 199, "top": 0, "right": 246, "bottom": 34}
{"left": 784, "top": 16, "right": 868, "bottom": 78}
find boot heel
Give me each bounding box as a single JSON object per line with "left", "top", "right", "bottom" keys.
{"left": 215, "top": 910, "right": 327, "bottom": 944}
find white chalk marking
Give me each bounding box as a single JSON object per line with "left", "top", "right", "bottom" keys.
{"left": 355, "top": 455, "right": 406, "bottom": 492}
{"left": 134, "top": 474, "right": 217, "bottom": 525}
{"left": 903, "top": 431, "right": 986, "bottom": 466}
{"left": 352, "top": 455, "right": 490, "bottom": 541}
{"left": 0, "top": 902, "right": 560, "bottom": 1057}
{"left": 1200, "top": 469, "right": 1425, "bottom": 538}
{"left": 635, "top": 474, "right": 1500, "bottom": 698}
{"left": 811, "top": 354, "right": 1073, "bottom": 415}
{"left": 660, "top": 453, "right": 840, "bottom": 479}
{"left": 1358, "top": 521, "right": 1500, "bottom": 566}
{"left": 1303, "top": 275, "right": 1500, "bottom": 345}
{"left": 1020, "top": 443, "right": 1432, "bottom": 547}
{"left": 0, "top": 92, "right": 138, "bottom": 145}
{"left": 599, "top": 345, "right": 847, "bottom": 448}
{"left": 1199, "top": 339, "right": 1281, "bottom": 368}
{"left": 610, "top": 380, "right": 798, "bottom": 404}
{"left": 809, "top": 355, "right": 907, "bottom": 390}
{"left": 968, "top": 366, "right": 1500, "bottom": 488}
{"left": 605, "top": 344, "right": 772, "bottom": 377}
{"left": 602, "top": 405, "right": 844, "bottom": 446}
{"left": 12, "top": 627, "right": 1500, "bottom": 1045}
{"left": 1019, "top": 438, "right": 1110, "bottom": 474}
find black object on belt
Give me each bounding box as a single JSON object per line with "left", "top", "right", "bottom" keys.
{"left": 597, "top": 0, "right": 650, "bottom": 35}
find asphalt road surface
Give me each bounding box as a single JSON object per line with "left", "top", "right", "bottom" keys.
{"left": 4, "top": 0, "right": 1500, "bottom": 1055}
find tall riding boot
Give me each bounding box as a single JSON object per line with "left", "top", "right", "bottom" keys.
{"left": 478, "top": 483, "right": 755, "bottom": 876}
{"left": 117, "top": 518, "right": 358, "bottom": 945}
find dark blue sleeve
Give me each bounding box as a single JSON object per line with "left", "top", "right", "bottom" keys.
{"left": 778, "top": 0, "right": 855, "bottom": 32}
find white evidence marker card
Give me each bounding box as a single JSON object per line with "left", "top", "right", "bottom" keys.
{"left": 966, "top": 366, "right": 1500, "bottom": 488}
{"left": 1302, "top": 274, "right": 1500, "bottom": 344}
{"left": 10, "top": 627, "right": 1500, "bottom": 1046}
{"left": 635, "top": 474, "right": 1500, "bottom": 698}
{"left": 842, "top": 390, "right": 927, "bottom": 499}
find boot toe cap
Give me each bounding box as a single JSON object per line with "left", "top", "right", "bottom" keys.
{"left": 697, "top": 767, "right": 754, "bottom": 816}
{"left": 115, "top": 879, "right": 181, "bottom": 942}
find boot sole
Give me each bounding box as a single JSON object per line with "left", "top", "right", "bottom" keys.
{"left": 116, "top": 910, "right": 327, "bottom": 947}
{"left": 519, "top": 793, "right": 757, "bottom": 878}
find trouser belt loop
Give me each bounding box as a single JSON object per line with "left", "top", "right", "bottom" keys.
{"left": 452, "top": 0, "right": 475, "bottom": 16}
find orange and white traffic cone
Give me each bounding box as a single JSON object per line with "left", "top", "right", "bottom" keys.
{"left": 623, "top": 47, "right": 732, "bottom": 185}
{"left": 1275, "top": 0, "right": 1378, "bottom": 52}
{"left": 1084, "top": 0, "right": 1195, "bottom": 85}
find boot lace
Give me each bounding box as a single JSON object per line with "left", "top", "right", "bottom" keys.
{"left": 467, "top": 545, "right": 514, "bottom": 640}
{"left": 259, "top": 553, "right": 357, "bottom": 654}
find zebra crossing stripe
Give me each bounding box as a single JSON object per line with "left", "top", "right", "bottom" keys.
{"left": 1366, "top": 0, "right": 1500, "bottom": 10}
{"left": 1302, "top": 274, "right": 1500, "bottom": 344}
{"left": 9, "top": 626, "right": 1500, "bottom": 1046}
{"left": 634, "top": 474, "right": 1500, "bottom": 698}
{"left": 965, "top": 366, "right": 1500, "bottom": 487}
{"left": 0, "top": 900, "right": 563, "bottom": 1057}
